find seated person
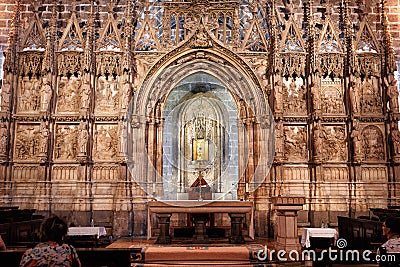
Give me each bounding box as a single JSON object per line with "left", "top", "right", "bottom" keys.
{"left": 0, "top": 235, "right": 6, "bottom": 251}
{"left": 378, "top": 217, "right": 400, "bottom": 267}
{"left": 20, "top": 215, "right": 81, "bottom": 267}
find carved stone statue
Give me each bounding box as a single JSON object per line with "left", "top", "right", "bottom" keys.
{"left": 58, "top": 76, "right": 81, "bottom": 112}
{"left": 78, "top": 121, "right": 88, "bottom": 155}
{"left": 39, "top": 121, "right": 49, "bottom": 155}
{"left": 121, "top": 74, "right": 131, "bottom": 110}
{"left": 0, "top": 122, "right": 7, "bottom": 155}
{"left": 311, "top": 82, "right": 321, "bottom": 112}
{"left": 274, "top": 80, "right": 283, "bottom": 112}
{"left": 313, "top": 121, "right": 324, "bottom": 160}
{"left": 80, "top": 73, "right": 90, "bottom": 109}
{"left": 392, "top": 129, "right": 400, "bottom": 156}
{"left": 351, "top": 122, "right": 363, "bottom": 160}
{"left": 40, "top": 76, "right": 52, "bottom": 112}
{"left": 275, "top": 121, "right": 284, "bottom": 159}
{"left": 349, "top": 81, "right": 359, "bottom": 114}
{"left": 1, "top": 72, "right": 11, "bottom": 111}
{"left": 385, "top": 75, "right": 399, "bottom": 113}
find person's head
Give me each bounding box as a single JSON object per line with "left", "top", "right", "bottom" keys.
{"left": 40, "top": 215, "right": 68, "bottom": 244}
{"left": 383, "top": 217, "right": 400, "bottom": 238}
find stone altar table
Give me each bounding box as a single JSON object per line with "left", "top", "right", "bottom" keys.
{"left": 147, "top": 200, "right": 254, "bottom": 244}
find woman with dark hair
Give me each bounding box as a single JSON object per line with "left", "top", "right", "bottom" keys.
{"left": 20, "top": 215, "right": 81, "bottom": 267}
{"left": 380, "top": 217, "right": 400, "bottom": 253}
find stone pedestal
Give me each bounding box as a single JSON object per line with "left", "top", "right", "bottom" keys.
{"left": 155, "top": 213, "right": 171, "bottom": 244}
{"left": 229, "top": 213, "right": 246, "bottom": 244}
{"left": 272, "top": 196, "right": 305, "bottom": 252}
{"left": 191, "top": 213, "right": 210, "bottom": 243}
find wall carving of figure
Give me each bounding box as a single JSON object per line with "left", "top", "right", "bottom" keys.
{"left": 391, "top": 128, "right": 400, "bottom": 156}
{"left": 273, "top": 80, "right": 283, "bottom": 112}
{"left": 39, "top": 121, "right": 49, "bottom": 155}
{"left": 284, "top": 78, "right": 306, "bottom": 114}
{"left": 313, "top": 121, "right": 324, "bottom": 160}
{"left": 350, "top": 121, "right": 363, "bottom": 161}
{"left": 80, "top": 73, "right": 90, "bottom": 110}
{"left": 311, "top": 82, "right": 321, "bottom": 112}
{"left": 275, "top": 121, "right": 284, "bottom": 158}
{"left": 40, "top": 75, "right": 52, "bottom": 112}
{"left": 385, "top": 74, "right": 399, "bottom": 113}
{"left": 321, "top": 87, "right": 344, "bottom": 114}
{"left": 0, "top": 122, "right": 7, "bottom": 154}
{"left": 361, "top": 78, "right": 382, "bottom": 114}
{"left": 322, "top": 126, "right": 347, "bottom": 161}
{"left": 349, "top": 81, "right": 359, "bottom": 114}
{"left": 55, "top": 125, "right": 78, "bottom": 160}
{"left": 96, "top": 75, "right": 119, "bottom": 113}
{"left": 1, "top": 72, "right": 11, "bottom": 110}
{"left": 284, "top": 126, "right": 308, "bottom": 161}
{"left": 78, "top": 121, "right": 89, "bottom": 155}
{"left": 19, "top": 76, "right": 39, "bottom": 112}
{"left": 121, "top": 74, "right": 131, "bottom": 110}
{"left": 362, "top": 125, "right": 384, "bottom": 161}
{"left": 15, "top": 125, "right": 40, "bottom": 160}
{"left": 94, "top": 125, "right": 117, "bottom": 160}
{"left": 57, "top": 76, "right": 81, "bottom": 112}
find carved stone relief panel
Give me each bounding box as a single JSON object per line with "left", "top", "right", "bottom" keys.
{"left": 54, "top": 124, "right": 78, "bottom": 161}
{"left": 12, "top": 165, "right": 41, "bottom": 181}
{"left": 95, "top": 75, "right": 120, "bottom": 114}
{"left": 281, "top": 167, "right": 309, "bottom": 196}
{"left": 17, "top": 76, "right": 41, "bottom": 113}
{"left": 321, "top": 125, "right": 347, "bottom": 162}
{"left": 360, "top": 77, "right": 382, "bottom": 115}
{"left": 282, "top": 77, "right": 306, "bottom": 115}
{"left": 14, "top": 123, "right": 41, "bottom": 161}
{"left": 323, "top": 167, "right": 348, "bottom": 181}
{"left": 56, "top": 76, "right": 81, "bottom": 113}
{"left": 93, "top": 165, "right": 120, "bottom": 181}
{"left": 283, "top": 125, "right": 308, "bottom": 161}
{"left": 362, "top": 125, "right": 385, "bottom": 161}
{"left": 320, "top": 78, "right": 345, "bottom": 114}
{"left": 93, "top": 124, "right": 118, "bottom": 161}
{"left": 133, "top": 55, "right": 159, "bottom": 92}
{"left": 357, "top": 166, "right": 387, "bottom": 209}
{"left": 52, "top": 166, "right": 79, "bottom": 181}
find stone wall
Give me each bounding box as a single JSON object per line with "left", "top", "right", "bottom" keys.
{"left": 1, "top": 0, "right": 400, "bottom": 238}
{"left": 0, "top": 1, "right": 399, "bottom": 77}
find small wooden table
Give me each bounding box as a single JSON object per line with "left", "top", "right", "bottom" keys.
{"left": 148, "top": 200, "right": 254, "bottom": 244}
{"left": 301, "top": 228, "right": 338, "bottom": 248}
{"left": 67, "top": 227, "right": 107, "bottom": 247}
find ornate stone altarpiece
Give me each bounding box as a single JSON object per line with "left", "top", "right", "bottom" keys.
{"left": 0, "top": 0, "right": 399, "bottom": 237}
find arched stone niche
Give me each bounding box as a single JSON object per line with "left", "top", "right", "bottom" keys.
{"left": 162, "top": 72, "right": 239, "bottom": 200}
{"left": 127, "top": 50, "right": 275, "bottom": 200}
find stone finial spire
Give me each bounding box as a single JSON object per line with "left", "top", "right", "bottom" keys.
{"left": 381, "top": 0, "right": 396, "bottom": 74}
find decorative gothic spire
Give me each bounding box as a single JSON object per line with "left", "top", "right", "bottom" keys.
{"left": 381, "top": 0, "right": 396, "bottom": 74}
{"left": 3, "top": 0, "right": 21, "bottom": 74}
{"left": 83, "top": 1, "right": 95, "bottom": 73}
{"left": 344, "top": 0, "right": 356, "bottom": 76}
{"left": 122, "top": 0, "right": 134, "bottom": 74}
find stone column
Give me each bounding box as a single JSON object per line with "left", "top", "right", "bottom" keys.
{"left": 272, "top": 196, "right": 305, "bottom": 252}
{"left": 155, "top": 213, "right": 172, "bottom": 244}
{"left": 191, "top": 213, "right": 210, "bottom": 244}
{"left": 229, "top": 213, "right": 246, "bottom": 244}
